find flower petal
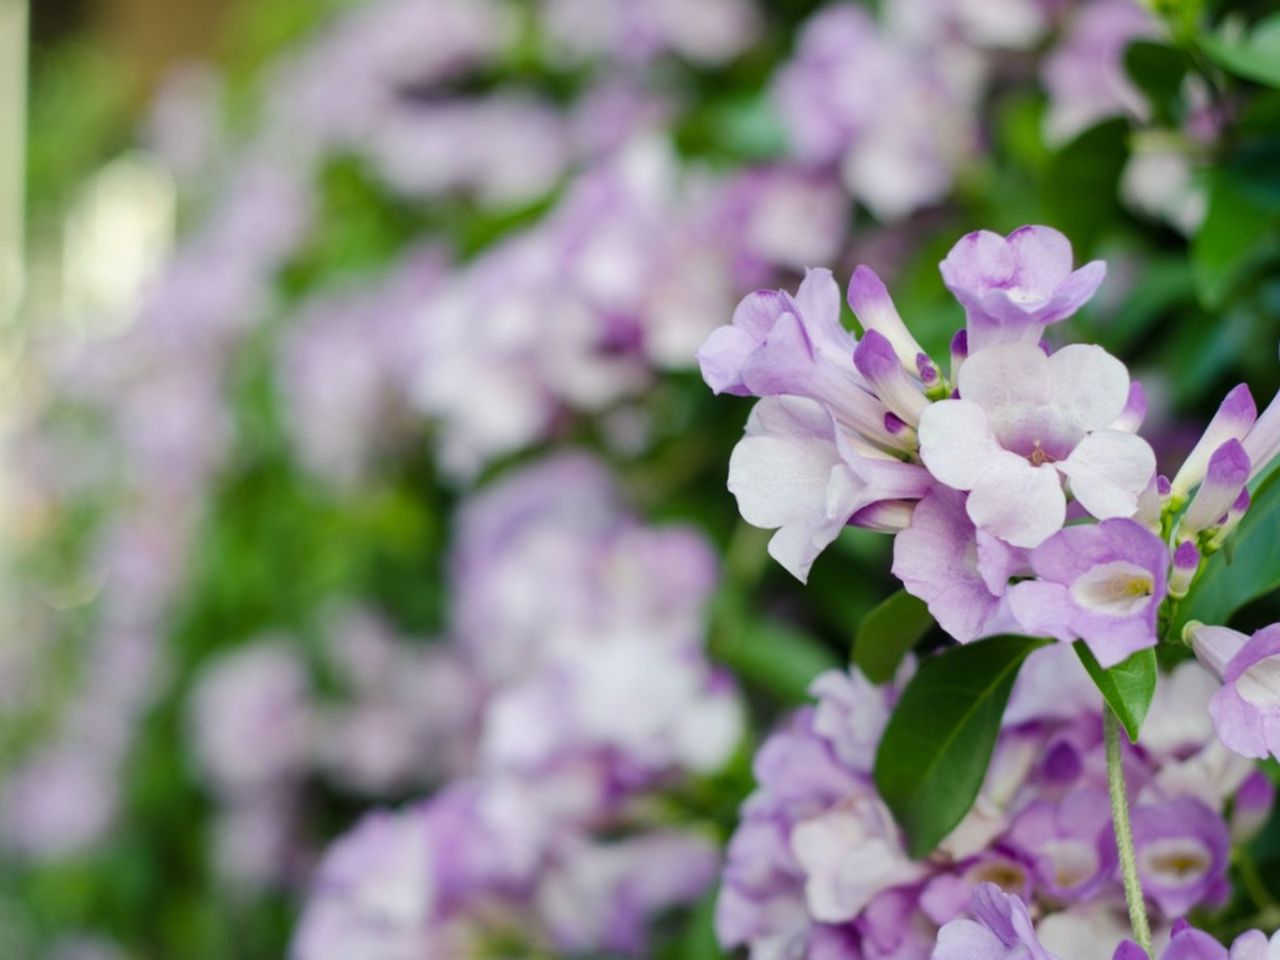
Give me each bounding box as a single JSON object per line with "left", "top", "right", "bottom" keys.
{"left": 1059, "top": 430, "right": 1156, "bottom": 520}
{"left": 957, "top": 341, "right": 1052, "bottom": 414}
{"left": 1041, "top": 260, "right": 1106, "bottom": 324}
{"left": 1006, "top": 581, "right": 1077, "bottom": 643}
{"left": 967, "top": 459, "right": 1066, "bottom": 548}
{"left": 1048, "top": 344, "right": 1130, "bottom": 432}
{"left": 727, "top": 397, "right": 846, "bottom": 581}
{"left": 917, "top": 399, "right": 1004, "bottom": 490}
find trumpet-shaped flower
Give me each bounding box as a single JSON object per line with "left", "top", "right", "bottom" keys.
{"left": 699, "top": 270, "right": 905, "bottom": 451}
{"left": 933, "top": 884, "right": 1061, "bottom": 960}
{"left": 891, "top": 486, "right": 1025, "bottom": 644}
{"left": 1006, "top": 519, "right": 1168, "bottom": 667}
{"left": 1178, "top": 440, "right": 1251, "bottom": 540}
{"left": 939, "top": 226, "right": 1106, "bottom": 351}
{"left": 728, "top": 396, "right": 930, "bottom": 581}
{"left": 1242, "top": 386, "right": 1280, "bottom": 484}
{"left": 1170, "top": 383, "right": 1256, "bottom": 500}
{"left": 1127, "top": 796, "right": 1230, "bottom": 917}
{"left": 918, "top": 342, "right": 1155, "bottom": 547}
{"left": 1190, "top": 623, "right": 1280, "bottom": 761}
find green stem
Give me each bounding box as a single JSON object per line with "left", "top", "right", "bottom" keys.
{"left": 1106, "top": 708, "right": 1153, "bottom": 956}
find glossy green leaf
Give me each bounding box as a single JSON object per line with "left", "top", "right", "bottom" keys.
{"left": 1169, "top": 467, "right": 1280, "bottom": 638}
{"left": 1074, "top": 643, "right": 1157, "bottom": 742}
{"left": 1201, "top": 15, "right": 1280, "bottom": 90}
{"left": 853, "top": 590, "right": 934, "bottom": 684}
{"left": 874, "top": 635, "right": 1051, "bottom": 858}
{"left": 1192, "top": 171, "right": 1280, "bottom": 308}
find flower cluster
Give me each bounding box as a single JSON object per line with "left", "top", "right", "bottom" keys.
{"left": 411, "top": 140, "right": 848, "bottom": 477}
{"left": 717, "top": 649, "right": 1270, "bottom": 960}
{"left": 700, "top": 223, "right": 1280, "bottom": 680}
{"left": 187, "top": 612, "right": 480, "bottom": 889}
{"left": 942, "top": 885, "right": 1280, "bottom": 960}
{"left": 290, "top": 454, "right": 743, "bottom": 958}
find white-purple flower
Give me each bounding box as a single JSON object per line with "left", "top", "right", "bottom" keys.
{"left": 1006, "top": 519, "right": 1168, "bottom": 667}
{"left": 1191, "top": 623, "right": 1280, "bottom": 761}
{"left": 918, "top": 341, "right": 1156, "bottom": 547}
{"left": 933, "top": 884, "right": 1061, "bottom": 960}
{"left": 891, "top": 485, "right": 1024, "bottom": 644}
{"left": 1128, "top": 796, "right": 1230, "bottom": 917}
{"left": 939, "top": 226, "right": 1107, "bottom": 352}
{"left": 729, "top": 395, "right": 929, "bottom": 581}
{"left": 1171, "top": 383, "right": 1257, "bottom": 500}
{"left": 1041, "top": 0, "right": 1159, "bottom": 146}
{"left": 1004, "top": 789, "right": 1115, "bottom": 902}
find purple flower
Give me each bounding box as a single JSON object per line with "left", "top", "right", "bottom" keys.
{"left": 1128, "top": 796, "right": 1230, "bottom": 917}
{"left": 0, "top": 747, "right": 118, "bottom": 860}
{"left": 855, "top": 330, "right": 930, "bottom": 426}
{"left": 188, "top": 640, "right": 312, "bottom": 796}
{"left": 540, "top": 0, "right": 759, "bottom": 66}
{"left": 810, "top": 668, "right": 896, "bottom": 770}
{"left": 1177, "top": 440, "right": 1251, "bottom": 540}
{"left": 1041, "top": 0, "right": 1159, "bottom": 145}
{"left": 848, "top": 265, "right": 929, "bottom": 375}
{"left": 1005, "top": 789, "right": 1115, "bottom": 902}
{"left": 891, "top": 486, "right": 1024, "bottom": 643}
{"left": 1006, "top": 519, "right": 1168, "bottom": 667}
{"left": 537, "top": 831, "right": 720, "bottom": 954}
{"left": 939, "top": 226, "right": 1107, "bottom": 351}
{"left": 1191, "top": 623, "right": 1280, "bottom": 760}
{"left": 773, "top": 4, "right": 981, "bottom": 219}
{"left": 1169, "top": 541, "right": 1199, "bottom": 598}
{"left": 932, "top": 884, "right": 1061, "bottom": 960}
{"left": 1242, "top": 386, "right": 1280, "bottom": 485}
{"left": 729, "top": 396, "right": 929, "bottom": 581}
{"left": 481, "top": 639, "right": 743, "bottom": 782}
{"left": 918, "top": 342, "right": 1155, "bottom": 547}
{"left": 291, "top": 804, "right": 436, "bottom": 960}
{"left": 1115, "top": 923, "right": 1280, "bottom": 960}
{"left": 698, "top": 268, "right": 858, "bottom": 399}
{"left": 1230, "top": 770, "right": 1275, "bottom": 843}
{"left": 1170, "top": 384, "right": 1257, "bottom": 500}
{"left": 791, "top": 791, "right": 926, "bottom": 922}
{"left": 720, "top": 167, "right": 850, "bottom": 274}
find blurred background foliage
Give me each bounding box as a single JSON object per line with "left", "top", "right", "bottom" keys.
{"left": 4, "top": 0, "right": 1280, "bottom": 958}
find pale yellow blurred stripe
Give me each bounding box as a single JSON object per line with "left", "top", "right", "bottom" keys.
{"left": 0, "top": 0, "right": 25, "bottom": 327}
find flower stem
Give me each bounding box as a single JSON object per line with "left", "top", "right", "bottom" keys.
{"left": 1105, "top": 707, "right": 1153, "bottom": 956}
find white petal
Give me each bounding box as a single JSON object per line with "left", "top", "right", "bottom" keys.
{"left": 956, "top": 341, "right": 1051, "bottom": 415}
{"left": 728, "top": 433, "right": 839, "bottom": 529}
{"left": 967, "top": 459, "right": 1066, "bottom": 548}
{"left": 1237, "top": 655, "right": 1280, "bottom": 710}
{"left": 1059, "top": 429, "right": 1156, "bottom": 520}
{"left": 917, "top": 399, "right": 1003, "bottom": 490}
{"left": 1048, "top": 344, "right": 1131, "bottom": 431}
{"left": 766, "top": 516, "right": 845, "bottom": 583}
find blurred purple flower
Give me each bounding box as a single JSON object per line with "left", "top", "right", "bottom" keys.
{"left": 1042, "top": 0, "right": 1159, "bottom": 145}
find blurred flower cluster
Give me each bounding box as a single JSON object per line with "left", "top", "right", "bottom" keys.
{"left": 4, "top": 0, "right": 1280, "bottom": 957}
{"left": 719, "top": 649, "right": 1271, "bottom": 959}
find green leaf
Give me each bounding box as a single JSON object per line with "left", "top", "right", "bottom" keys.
{"left": 1124, "top": 41, "right": 1188, "bottom": 123}
{"left": 1200, "top": 14, "right": 1280, "bottom": 90}
{"left": 1169, "top": 468, "right": 1280, "bottom": 637}
{"left": 1074, "top": 643, "right": 1157, "bottom": 742}
{"left": 1192, "top": 170, "right": 1280, "bottom": 308}
{"left": 853, "top": 590, "right": 934, "bottom": 684}
{"left": 873, "top": 635, "right": 1051, "bottom": 858}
